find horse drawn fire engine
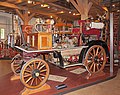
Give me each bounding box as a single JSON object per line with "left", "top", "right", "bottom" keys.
{"left": 10, "top": 19, "right": 109, "bottom": 92}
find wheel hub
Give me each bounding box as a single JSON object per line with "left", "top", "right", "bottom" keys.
{"left": 35, "top": 72, "right": 40, "bottom": 77}
{"left": 94, "top": 56, "right": 99, "bottom": 63}
{"left": 32, "top": 69, "right": 40, "bottom": 78}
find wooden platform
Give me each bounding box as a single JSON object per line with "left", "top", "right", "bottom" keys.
{"left": 0, "top": 62, "right": 118, "bottom": 95}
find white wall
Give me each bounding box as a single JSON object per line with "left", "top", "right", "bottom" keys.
{"left": 0, "top": 12, "right": 12, "bottom": 42}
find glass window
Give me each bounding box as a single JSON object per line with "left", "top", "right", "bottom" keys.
{"left": 0, "top": 28, "right": 5, "bottom": 39}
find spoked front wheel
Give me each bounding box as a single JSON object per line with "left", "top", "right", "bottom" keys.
{"left": 84, "top": 45, "right": 107, "bottom": 74}
{"left": 20, "top": 58, "right": 49, "bottom": 89}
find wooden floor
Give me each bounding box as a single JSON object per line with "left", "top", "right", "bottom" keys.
{"left": 0, "top": 60, "right": 118, "bottom": 95}
{"left": 0, "top": 60, "right": 12, "bottom": 77}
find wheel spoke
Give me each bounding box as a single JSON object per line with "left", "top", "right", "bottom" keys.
{"left": 37, "top": 61, "right": 42, "bottom": 69}
{"left": 89, "top": 62, "right": 94, "bottom": 71}
{"left": 99, "top": 54, "right": 104, "bottom": 60}
{"left": 38, "top": 76, "right": 43, "bottom": 82}
{"left": 25, "top": 70, "right": 31, "bottom": 74}
{"left": 89, "top": 51, "right": 94, "bottom": 57}
{"left": 93, "top": 64, "right": 96, "bottom": 72}
{"left": 99, "top": 60, "right": 104, "bottom": 65}
{"left": 30, "top": 78, "right": 34, "bottom": 86}
{"left": 96, "top": 47, "right": 99, "bottom": 56}
{"left": 88, "top": 56, "right": 93, "bottom": 60}
{"left": 40, "top": 69, "right": 47, "bottom": 73}
{"left": 34, "top": 62, "right": 37, "bottom": 69}
{"left": 24, "top": 74, "right": 31, "bottom": 78}
{"left": 15, "top": 66, "right": 20, "bottom": 71}
{"left": 39, "top": 64, "right": 45, "bottom": 70}
{"left": 96, "top": 64, "right": 100, "bottom": 71}
{"left": 98, "top": 62, "right": 102, "bottom": 67}
{"left": 40, "top": 74, "right": 46, "bottom": 77}
{"left": 87, "top": 60, "right": 92, "bottom": 65}
{"left": 35, "top": 78, "right": 38, "bottom": 85}
{"left": 98, "top": 49, "right": 102, "bottom": 57}
{"left": 26, "top": 76, "right": 32, "bottom": 83}
{"left": 93, "top": 48, "right": 96, "bottom": 56}
{"left": 28, "top": 64, "right": 33, "bottom": 70}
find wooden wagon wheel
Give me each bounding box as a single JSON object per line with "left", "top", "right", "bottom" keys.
{"left": 84, "top": 45, "right": 106, "bottom": 75}
{"left": 11, "top": 54, "right": 23, "bottom": 75}
{"left": 20, "top": 58, "right": 49, "bottom": 89}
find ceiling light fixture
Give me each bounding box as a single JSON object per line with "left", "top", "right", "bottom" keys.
{"left": 60, "top": 11, "right": 64, "bottom": 13}
{"left": 75, "top": 13, "right": 80, "bottom": 15}
{"left": 50, "top": 16, "right": 53, "bottom": 18}
{"left": 41, "top": 4, "right": 49, "bottom": 8}
{"left": 112, "top": 4, "right": 115, "bottom": 7}
{"left": 69, "top": 11, "right": 71, "bottom": 13}
{"left": 73, "top": 13, "right": 76, "bottom": 15}
{"left": 28, "top": 0, "right": 32, "bottom": 4}
{"left": 28, "top": 11, "right": 30, "bottom": 14}
{"left": 66, "top": 0, "right": 69, "bottom": 2}
{"left": 117, "top": 10, "right": 120, "bottom": 12}
{"left": 47, "top": 6, "right": 50, "bottom": 8}
{"left": 41, "top": 4, "right": 44, "bottom": 7}
{"left": 32, "top": 1, "right": 36, "bottom": 5}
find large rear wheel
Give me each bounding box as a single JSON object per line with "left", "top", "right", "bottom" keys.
{"left": 84, "top": 45, "right": 107, "bottom": 74}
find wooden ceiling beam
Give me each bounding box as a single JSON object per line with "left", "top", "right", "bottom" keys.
{"left": 15, "top": 9, "right": 36, "bottom": 25}
{"left": 49, "top": 3, "right": 77, "bottom": 15}
{"left": 89, "top": 0, "right": 106, "bottom": 11}
{"left": 75, "top": 0, "right": 84, "bottom": 13}
{"left": 38, "top": 0, "right": 58, "bottom": 3}
{"left": 29, "top": 9, "right": 57, "bottom": 18}
{"left": 30, "top": 9, "right": 74, "bottom": 22}
{"left": 69, "top": 0, "right": 93, "bottom": 20}
{"left": 15, "top": 9, "right": 24, "bottom": 21}
{"left": 0, "top": 1, "right": 26, "bottom": 10}
{"left": 31, "top": 0, "right": 58, "bottom": 9}
{"left": 28, "top": 13, "right": 36, "bottom": 21}
{"left": 6, "top": 0, "right": 26, "bottom": 4}
{"left": 49, "top": 3, "right": 71, "bottom": 11}
{"left": 69, "top": 0, "right": 82, "bottom": 14}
